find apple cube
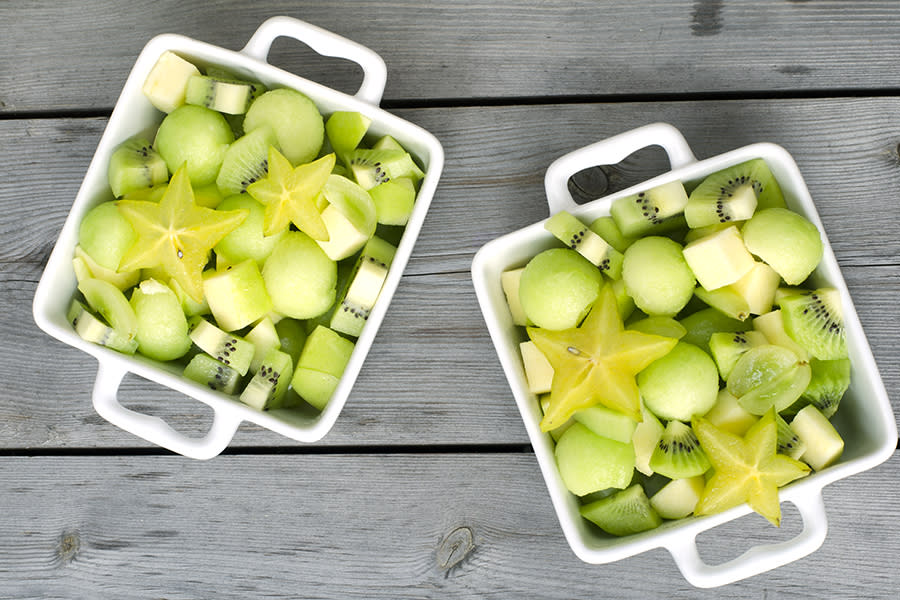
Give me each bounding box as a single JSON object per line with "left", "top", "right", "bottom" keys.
{"left": 682, "top": 226, "right": 755, "bottom": 291}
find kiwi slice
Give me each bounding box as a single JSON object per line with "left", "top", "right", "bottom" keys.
{"left": 239, "top": 348, "right": 293, "bottom": 410}
{"left": 687, "top": 159, "right": 785, "bottom": 218}
{"left": 216, "top": 127, "right": 278, "bottom": 196}
{"left": 185, "top": 74, "right": 253, "bottom": 115}
{"left": 187, "top": 317, "right": 255, "bottom": 376}
{"left": 610, "top": 181, "right": 689, "bottom": 238}
{"left": 784, "top": 357, "right": 851, "bottom": 419}
{"left": 183, "top": 353, "right": 242, "bottom": 394}
{"left": 779, "top": 288, "right": 847, "bottom": 360}
{"left": 107, "top": 137, "right": 169, "bottom": 198}
{"left": 330, "top": 255, "right": 389, "bottom": 338}
{"left": 648, "top": 420, "right": 711, "bottom": 479}
{"left": 580, "top": 484, "right": 662, "bottom": 537}
{"left": 545, "top": 211, "right": 624, "bottom": 278}
{"left": 68, "top": 299, "right": 138, "bottom": 354}
{"left": 775, "top": 413, "right": 807, "bottom": 460}
{"left": 347, "top": 148, "right": 425, "bottom": 190}
{"left": 244, "top": 88, "right": 324, "bottom": 166}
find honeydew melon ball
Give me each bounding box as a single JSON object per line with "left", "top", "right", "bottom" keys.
{"left": 129, "top": 279, "right": 191, "bottom": 361}
{"left": 741, "top": 208, "right": 823, "bottom": 285}
{"left": 262, "top": 231, "right": 337, "bottom": 319}
{"left": 518, "top": 248, "right": 603, "bottom": 331}
{"left": 213, "top": 195, "right": 285, "bottom": 266}
{"left": 78, "top": 201, "right": 137, "bottom": 271}
{"left": 622, "top": 236, "right": 695, "bottom": 316}
{"left": 155, "top": 105, "right": 234, "bottom": 186}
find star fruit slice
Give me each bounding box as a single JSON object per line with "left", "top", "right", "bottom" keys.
{"left": 246, "top": 146, "right": 335, "bottom": 240}
{"left": 528, "top": 283, "right": 677, "bottom": 430}
{"left": 116, "top": 164, "right": 248, "bottom": 302}
{"left": 692, "top": 408, "right": 811, "bottom": 526}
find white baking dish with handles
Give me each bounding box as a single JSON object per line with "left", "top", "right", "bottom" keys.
{"left": 471, "top": 122, "right": 896, "bottom": 587}
{"left": 32, "top": 16, "right": 444, "bottom": 459}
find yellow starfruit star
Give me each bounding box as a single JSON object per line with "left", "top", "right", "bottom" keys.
{"left": 116, "top": 164, "right": 248, "bottom": 302}
{"left": 246, "top": 146, "right": 334, "bottom": 240}
{"left": 692, "top": 408, "right": 811, "bottom": 526}
{"left": 528, "top": 283, "right": 678, "bottom": 430}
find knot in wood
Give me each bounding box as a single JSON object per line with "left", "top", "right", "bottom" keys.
{"left": 57, "top": 529, "right": 80, "bottom": 564}
{"left": 436, "top": 526, "right": 475, "bottom": 571}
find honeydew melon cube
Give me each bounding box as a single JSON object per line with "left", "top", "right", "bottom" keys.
{"left": 649, "top": 475, "right": 706, "bottom": 520}
{"left": 315, "top": 203, "right": 370, "bottom": 261}
{"left": 520, "top": 341, "right": 553, "bottom": 395}
{"left": 791, "top": 404, "right": 844, "bottom": 470}
{"left": 501, "top": 267, "right": 529, "bottom": 326}
{"left": 681, "top": 225, "right": 755, "bottom": 291}
{"left": 729, "top": 261, "right": 781, "bottom": 315}
{"left": 142, "top": 51, "right": 201, "bottom": 113}
{"left": 203, "top": 259, "right": 272, "bottom": 332}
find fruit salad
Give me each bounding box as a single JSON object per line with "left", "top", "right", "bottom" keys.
{"left": 506, "top": 159, "right": 847, "bottom": 534}
{"left": 69, "top": 50, "right": 426, "bottom": 413}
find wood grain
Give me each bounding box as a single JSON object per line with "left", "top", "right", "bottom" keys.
{"left": 1, "top": 453, "right": 898, "bottom": 598}
{"left": 4, "top": 1, "right": 900, "bottom": 112}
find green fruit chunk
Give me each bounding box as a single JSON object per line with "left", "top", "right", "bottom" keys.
{"left": 244, "top": 88, "right": 324, "bottom": 166}
{"left": 650, "top": 475, "right": 706, "bottom": 520}
{"left": 779, "top": 288, "right": 847, "bottom": 360}
{"left": 325, "top": 111, "right": 372, "bottom": 156}
{"left": 622, "top": 236, "right": 695, "bottom": 316}
{"left": 213, "top": 194, "right": 285, "bottom": 267}
{"left": 727, "top": 345, "right": 812, "bottom": 415}
{"left": 554, "top": 422, "right": 635, "bottom": 496}
{"left": 610, "top": 181, "right": 689, "bottom": 238}
{"left": 78, "top": 277, "right": 138, "bottom": 346}
{"left": 742, "top": 208, "right": 823, "bottom": 285}
{"left": 518, "top": 248, "right": 603, "bottom": 331}
{"left": 154, "top": 104, "right": 234, "bottom": 186}
{"left": 369, "top": 178, "right": 416, "bottom": 226}
{"left": 648, "top": 420, "right": 711, "bottom": 479}
{"left": 188, "top": 317, "right": 255, "bottom": 376}
{"left": 545, "top": 211, "right": 624, "bottom": 278}
{"left": 107, "top": 137, "right": 169, "bottom": 198}
{"left": 291, "top": 325, "right": 355, "bottom": 411}
{"left": 262, "top": 231, "right": 337, "bottom": 320}
{"left": 130, "top": 279, "right": 192, "bottom": 361}
{"left": 580, "top": 484, "right": 661, "bottom": 536}
{"left": 183, "top": 353, "right": 241, "bottom": 394}
{"left": 678, "top": 307, "right": 752, "bottom": 354}
{"left": 78, "top": 201, "right": 138, "bottom": 271}
{"left": 315, "top": 174, "right": 378, "bottom": 261}
{"left": 203, "top": 259, "right": 273, "bottom": 332}
{"left": 790, "top": 404, "right": 844, "bottom": 471}
{"left": 572, "top": 405, "right": 637, "bottom": 444}
{"left": 638, "top": 342, "right": 719, "bottom": 422}
{"left": 68, "top": 299, "right": 138, "bottom": 354}
{"left": 240, "top": 348, "right": 293, "bottom": 410}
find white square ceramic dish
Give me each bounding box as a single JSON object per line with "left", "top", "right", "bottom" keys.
{"left": 32, "top": 16, "right": 444, "bottom": 460}
{"left": 471, "top": 122, "right": 896, "bottom": 587}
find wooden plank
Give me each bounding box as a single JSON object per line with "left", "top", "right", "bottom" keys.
{"left": 3, "top": 259, "right": 898, "bottom": 449}
{"left": 1, "top": 453, "right": 899, "bottom": 598}
{"left": 4, "top": 1, "right": 900, "bottom": 112}
{"left": 5, "top": 98, "right": 900, "bottom": 275}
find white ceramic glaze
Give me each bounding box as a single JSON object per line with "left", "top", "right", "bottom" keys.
{"left": 471, "top": 122, "right": 896, "bottom": 587}
{"left": 32, "top": 16, "right": 444, "bottom": 459}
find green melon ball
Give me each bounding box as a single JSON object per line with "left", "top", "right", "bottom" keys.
{"left": 213, "top": 195, "right": 285, "bottom": 266}
{"left": 518, "top": 248, "right": 603, "bottom": 331}
{"left": 130, "top": 279, "right": 191, "bottom": 361}
{"left": 78, "top": 201, "right": 137, "bottom": 271}
{"left": 262, "top": 231, "right": 337, "bottom": 319}
{"left": 243, "top": 88, "right": 324, "bottom": 166}
{"left": 155, "top": 105, "right": 234, "bottom": 186}
{"left": 622, "top": 236, "right": 695, "bottom": 316}
{"left": 637, "top": 341, "right": 719, "bottom": 421}
{"left": 742, "top": 207, "right": 823, "bottom": 285}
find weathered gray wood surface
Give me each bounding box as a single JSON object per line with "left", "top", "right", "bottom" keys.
{"left": 3, "top": 1, "right": 900, "bottom": 597}
{"left": 3, "top": 1, "right": 900, "bottom": 112}
{"left": 1, "top": 453, "right": 899, "bottom": 599}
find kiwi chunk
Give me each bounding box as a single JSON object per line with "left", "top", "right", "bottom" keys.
{"left": 545, "top": 211, "right": 623, "bottom": 278}
{"left": 775, "top": 413, "right": 806, "bottom": 460}
{"left": 239, "top": 348, "right": 293, "bottom": 410}
{"left": 580, "top": 484, "right": 662, "bottom": 536}
{"left": 78, "top": 277, "right": 138, "bottom": 346}
{"left": 188, "top": 317, "right": 255, "bottom": 376}
{"left": 183, "top": 353, "right": 242, "bottom": 394}
{"left": 688, "top": 159, "right": 785, "bottom": 215}
{"left": 648, "top": 420, "right": 711, "bottom": 479}
{"left": 68, "top": 299, "right": 138, "bottom": 354}
{"left": 784, "top": 357, "right": 851, "bottom": 419}
{"left": 215, "top": 126, "right": 277, "bottom": 196}
{"left": 107, "top": 137, "right": 169, "bottom": 198}
{"left": 610, "top": 181, "right": 689, "bottom": 238}
{"left": 347, "top": 148, "right": 424, "bottom": 190}
{"left": 779, "top": 288, "right": 847, "bottom": 360}
{"left": 185, "top": 75, "right": 254, "bottom": 115}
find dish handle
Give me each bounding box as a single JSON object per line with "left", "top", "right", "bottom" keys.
{"left": 91, "top": 360, "right": 243, "bottom": 460}
{"left": 544, "top": 122, "right": 697, "bottom": 215}
{"left": 240, "top": 15, "right": 388, "bottom": 106}
{"left": 665, "top": 490, "right": 829, "bottom": 588}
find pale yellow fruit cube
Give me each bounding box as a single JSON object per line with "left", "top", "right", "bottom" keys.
{"left": 520, "top": 341, "right": 553, "bottom": 394}
{"left": 682, "top": 226, "right": 756, "bottom": 291}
